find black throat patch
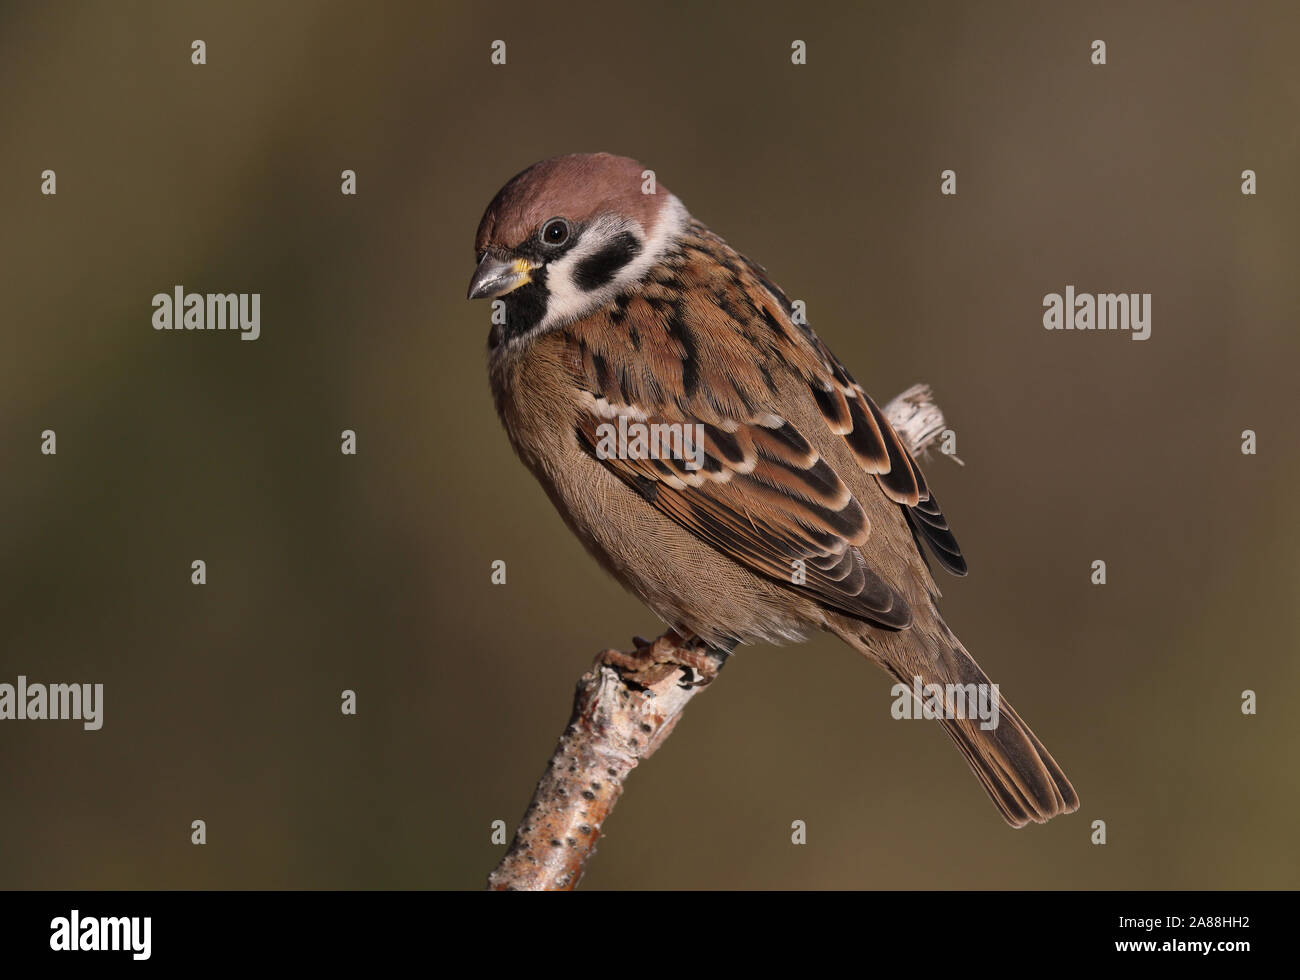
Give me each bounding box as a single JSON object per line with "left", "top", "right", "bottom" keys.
{"left": 489, "top": 266, "right": 550, "bottom": 348}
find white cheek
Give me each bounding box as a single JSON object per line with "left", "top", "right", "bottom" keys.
{"left": 535, "top": 195, "right": 690, "bottom": 334}
{"left": 542, "top": 249, "right": 597, "bottom": 328}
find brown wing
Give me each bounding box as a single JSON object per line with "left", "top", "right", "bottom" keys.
{"left": 572, "top": 392, "right": 912, "bottom": 628}
{"left": 734, "top": 241, "right": 967, "bottom": 576}
{"left": 560, "top": 222, "right": 964, "bottom": 629}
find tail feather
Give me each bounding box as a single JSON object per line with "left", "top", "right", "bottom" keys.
{"left": 845, "top": 624, "right": 1079, "bottom": 827}
{"left": 935, "top": 688, "right": 1079, "bottom": 827}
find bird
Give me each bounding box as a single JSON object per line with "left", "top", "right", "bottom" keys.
{"left": 467, "top": 152, "right": 1078, "bottom": 828}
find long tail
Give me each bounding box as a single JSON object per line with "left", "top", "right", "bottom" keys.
{"left": 844, "top": 625, "right": 1079, "bottom": 828}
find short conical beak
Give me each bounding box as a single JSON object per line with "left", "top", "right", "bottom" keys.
{"left": 467, "top": 253, "right": 535, "bottom": 300}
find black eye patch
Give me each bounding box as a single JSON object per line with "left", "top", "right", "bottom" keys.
{"left": 573, "top": 232, "right": 642, "bottom": 291}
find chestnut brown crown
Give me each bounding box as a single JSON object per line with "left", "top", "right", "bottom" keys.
{"left": 473, "top": 153, "right": 670, "bottom": 256}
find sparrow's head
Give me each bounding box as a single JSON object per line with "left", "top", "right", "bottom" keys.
{"left": 468, "top": 153, "right": 688, "bottom": 343}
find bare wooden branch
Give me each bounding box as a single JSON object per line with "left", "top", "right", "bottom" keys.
{"left": 487, "top": 383, "right": 950, "bottom": 890}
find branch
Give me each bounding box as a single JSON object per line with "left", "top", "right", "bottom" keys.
{"left": 487, "top": 383, "right": 950, "bottom": 890}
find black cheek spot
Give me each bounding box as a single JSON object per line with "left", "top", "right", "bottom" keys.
{"left": 574, "top": 232, "right": 642, "bottom": 291}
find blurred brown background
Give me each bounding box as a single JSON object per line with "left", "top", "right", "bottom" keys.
{"left": 1, "top": 0, "right": 1297, "bottom": 889}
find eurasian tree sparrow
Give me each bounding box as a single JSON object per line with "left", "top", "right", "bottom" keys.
{"left": 468, "top": 153, "right": 1078, "bottom": 827}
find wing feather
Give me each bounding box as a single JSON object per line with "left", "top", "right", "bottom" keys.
{"left": 561, "top": 220, "right": 966, "bottom": 633}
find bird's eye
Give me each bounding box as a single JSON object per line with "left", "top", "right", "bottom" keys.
{"left": 541, "top": 218, "right": 570, "bottom": 247}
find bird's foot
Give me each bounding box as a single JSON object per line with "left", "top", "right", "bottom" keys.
{"left": 598, "top": 631, "right": 723, "bottom": 689}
